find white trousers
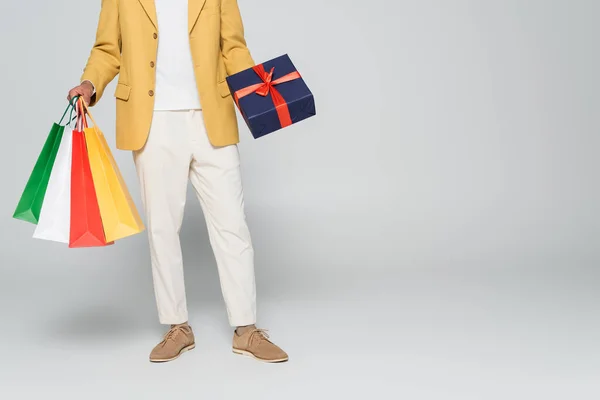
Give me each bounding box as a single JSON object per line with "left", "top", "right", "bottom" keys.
{"left": 133, "top": 110, "right": 256, "bottom": 327}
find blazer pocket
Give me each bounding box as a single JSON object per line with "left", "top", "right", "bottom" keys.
{"left": 114, "top": 83, "right": 131, "bottom": 101}
{"left": 218, "top": 80, "right": 231, "bottom": 98}
{"left": 202, "top": 8, "right": 220, "bottom": 15}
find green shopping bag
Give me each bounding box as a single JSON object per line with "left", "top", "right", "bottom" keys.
{"left": 13, "top": 100, "right": 76, "bottom": 224}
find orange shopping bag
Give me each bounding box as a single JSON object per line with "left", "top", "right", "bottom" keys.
{"left": 79, "top": 100, "right": 144, "bottom": 242}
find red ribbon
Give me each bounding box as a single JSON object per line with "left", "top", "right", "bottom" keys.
{"left": 233, "top": 64, "right": 302, "bottom": 128}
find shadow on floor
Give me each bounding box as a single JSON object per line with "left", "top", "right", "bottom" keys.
{"left": 42, "top": 305, "right": 159, "bottom": 343}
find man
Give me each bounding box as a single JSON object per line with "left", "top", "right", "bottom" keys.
{"left": 67, "top": 0, "right": 288, "bottom": 363}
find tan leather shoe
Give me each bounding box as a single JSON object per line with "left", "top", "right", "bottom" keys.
{"left": 149, "top": 323, "right": 195, "bottom": 363}
{"left": 232, "top": 328, "right": 289, "bottom": 363}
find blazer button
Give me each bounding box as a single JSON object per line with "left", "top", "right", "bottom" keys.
{"left": 148, "top": 90, "right": 154, "bottom": 97}
{"left": 153, "top": 33, "right": 158, "bottom": 39}
{"left": 150, "top": 61, "right": 155, "bottom": 68}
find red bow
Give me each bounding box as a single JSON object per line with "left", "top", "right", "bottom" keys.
{"left": 233, "top": 64, "right": 302, "bottom": 128}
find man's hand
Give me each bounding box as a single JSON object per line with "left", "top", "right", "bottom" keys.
{"left": 67, "top": 81, "right": 94, "bottom": 105}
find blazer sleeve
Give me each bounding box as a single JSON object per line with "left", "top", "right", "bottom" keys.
{"left": 80, "top": 0, "right": 121, "bottom": 106}
{"left": 220, "top": 0, "right": 255, "bottom": 75}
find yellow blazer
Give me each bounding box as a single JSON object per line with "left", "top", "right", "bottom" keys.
{"left": 81, "top": 0, "right": 255, "bottom": 151}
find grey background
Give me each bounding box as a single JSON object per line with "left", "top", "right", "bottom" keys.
{"left": 0, "top": 0, "right": 599, "bottom": 398}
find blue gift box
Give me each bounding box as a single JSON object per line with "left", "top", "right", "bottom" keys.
{"left": 226, "top": 54, "right": 315, "bottom": 139}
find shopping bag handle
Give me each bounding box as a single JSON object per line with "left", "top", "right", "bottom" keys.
{"left": 76, "top": 97, "right": 98, "bottom": 129}
{"left": 75, "top": 98, "right": 90, "bottom": 131}
{"left": 67, "top": 95, "right": 81, "bottom": 127}
{"left": 58, "top": 95, "right": 79, "bottom": 126}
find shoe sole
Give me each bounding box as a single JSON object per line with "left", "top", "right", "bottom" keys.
{"left": 232, "top": 348, "right": 289, "bottom": 363}
{"left": 149, "top": 343, "right": 195, "bottom": 363}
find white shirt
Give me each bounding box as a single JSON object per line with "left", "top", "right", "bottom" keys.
{"left": 153, "top": 0, "right": 201, "bottom": 110}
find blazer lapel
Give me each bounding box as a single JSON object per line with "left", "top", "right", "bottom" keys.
{"left": 138, "top": 0, "right": 158, "bottom": 29}
{"left": 189, "top": 0, "right": 207, "bottom": 34}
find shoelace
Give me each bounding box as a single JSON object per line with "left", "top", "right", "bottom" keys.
{"left": 248, "top": 329, "right": 271, "bottom": 347}
{"left": 161, "top": 325, "right": 191, "bottom": 346}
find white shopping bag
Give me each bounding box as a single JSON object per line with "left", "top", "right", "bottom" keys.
{"left": 33, "top": 125, "right": 74, "bottom": 243}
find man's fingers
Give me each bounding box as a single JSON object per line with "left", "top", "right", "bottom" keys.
{"left": 67, "top": 87, "right": 86, "bottom": 102}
